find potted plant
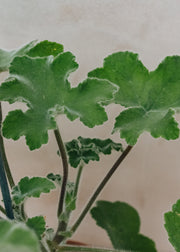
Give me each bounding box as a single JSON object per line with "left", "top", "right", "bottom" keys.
{"left": 0, "top": 40, "right": 179, "bottom": 252}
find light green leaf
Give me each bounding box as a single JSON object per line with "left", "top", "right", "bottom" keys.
{"left": 12, "top": 176, "right": 56, "bottom": 204}
{"left": 91, "top": 201, "right": 157, "bottom": 252}
{"left": 0, "top": 219, "right": 40, "bottom": 252}
{"left": 89, "top": 52, "right": 180, "bottom": 145}
{"left": 0, "top": 52, "right": 116, "bottom": 150}
{"left": 65, "top": 137, "right": 123, "bottom": 168}
{"left": 26, "top": 216, "right": 46, "bottom": 240}
{"left": 0, "top": 41, "right": 36, "bottom": 72}
{"left": 164, "top": 199, "right": 180, "bottom": 251}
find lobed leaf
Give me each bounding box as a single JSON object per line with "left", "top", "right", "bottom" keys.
{"left": 91, "top": 201, "right": 157, "bottom": 252}
{"left": 65, "top": 137, "right": 123, "bottom": 168}
{"left": 0, "top": 219, "right": 40, "bottom": 252}
{"left": 12, "top": 176, "right": 56, "bottom": 205}
{"left": 26, "top": 216, "right": 46, "bottom": 240}
{"left": 89, "top": 52, "right": 180, "bottom": 145}
{"left": 0, "top": 51, "right": 116, "bottom": 150}
{"left": 164, "top": 199, "right": 180, "bottom": 251}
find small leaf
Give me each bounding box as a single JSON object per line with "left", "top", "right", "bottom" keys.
{"left": 91, "top": 201, "right": 157, "bottom": 252}
{"left": 89, "top": 52, "right": 180, "bottom": 144}
{"left": 164, "top": 199, "right": 180, "bottom": 251}
{"left": 0, "top": 219, "right": 40, "bottom": 252}
{"left": 12, "top": 176, "right": 56, "bottom": 204}
{"left": 27, "top": 40, "right": 63, "bottom": 57}
{"left": 65, "top": 137, "right": 123, "bottom": 168}
{"left": 0, "top": 41, "right": 37, "bottom": 72}
{"left": 26, "top": 216, "right": 46, "bottom": 240}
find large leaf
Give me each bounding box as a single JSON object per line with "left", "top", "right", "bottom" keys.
{"left": 65, "top": 137, "right": 123, "bottom": 168}
{"left": 91, "top": 201, "right": 157, "bottom": 252}
{"left": 26, "top": 216, "right": 46, "bottom": 240}
{"left": 12, "top": 176, "right": 55, "bottom": 205}
{"left": 0, "top": 52, "right": 116, "bottom": 150}
{"left": 164, "top": 199, "right": 180, "bottom": 251}
{"left": 89, "top": 52, "right": 180, "bottom": 145}
{"left": 0, "top": 219, "right": 40, "bottom": 252}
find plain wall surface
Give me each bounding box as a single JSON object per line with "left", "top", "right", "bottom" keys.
{"left": 1, "top": 1, "right": 180, "bottom": 251}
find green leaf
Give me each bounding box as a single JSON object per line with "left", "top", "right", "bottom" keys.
{"left": 12, "top": 176, "right": 56, "bottom": 204}
{"left": 0, "top": 41, "right": 36, "bottom": 72}
{"left": 26, "top": 216, "right": 46, "bottom": 240}
{"left": 164, "top": 199, "right": 180, "bottom": 251}
{"left": 89, "top": 52, "right": 180, "bottom": 145}
{"left": 0, "top": 219, "right": 40, "bottom": 252}
{"left": 27, "top": 40, "right": 63, "bottom": 57}
{"left": 65, "top": 137, "right": 123, "bottom": 168}
{"left": 91, "top": 201, "right": 157, "bottom": 252}
{"left": 0, "top": 52, "right": 116, "bottom": 150}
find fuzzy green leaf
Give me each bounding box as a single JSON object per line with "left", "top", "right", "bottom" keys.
{"left": 89, "top": 52, "right": 180, "bottom": 145}
{"left": 65, "top": 137, "right": 123, "bottom": 168}
{"left": 164, "top": 199, "right": 180, "bottom": 251}
{"left": 0, "top": 52, "right": 116, "bottom": 150}
{"left": 12, "top": 176, "right": 55, "bottom": 204}
{"left": 26, "top": 216, "right": 46, "bottom": 240}
{"left": 0, "top": 219, "right": 40, "bottom": 252}
{"left": 0, "top": 41, "right": 37, "bottom": 72}
{"left": 91, "top": 201, "right": 157, "bottom": 252}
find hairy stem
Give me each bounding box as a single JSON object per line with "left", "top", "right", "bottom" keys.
{"left": 53, "top": 127, "right": 69, "bottom": 243}
{"left": 0, "top": 103, "right": 15, "bottom": 188}
{"left": 73, "top": 162, "right": 84, "bottom": 199}
{"left": 55, "top": 245, "right": 128, "bottom": 252}
{"left": 70, "top": 145, "right": 133, "bottom": 235}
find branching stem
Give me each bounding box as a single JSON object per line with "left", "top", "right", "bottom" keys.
{"left": 70, "top": 145, "right": 133, "bottom": 235}
{"left": 73, "top": 162, "right": 84, "bottom": 199}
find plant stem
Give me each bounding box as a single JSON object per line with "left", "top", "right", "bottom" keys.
{"left": 70, "top": 145, "right": 133, "bottom": 235}
{"left": 73, "top": 162, "right": 84, "bottom": 199}
{"left": 53, "top": 127, "right": 69, "bottom": 243}
{"left": 0, "top": 204, "right": 6, "bottom": 215}
{"left": 0, "top": 103, "right": 15, "bottom": 188}
{"left": 56, "top": 245, "right": 127, "bottom": 252}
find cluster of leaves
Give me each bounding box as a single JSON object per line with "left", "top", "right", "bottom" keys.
{"left": 0, "top": 40, "right": 180, "bottom": 252}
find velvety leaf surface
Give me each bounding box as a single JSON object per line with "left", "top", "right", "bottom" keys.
{"left": 89, "top": 52, "right": 180, "bottom": 145}
{"left": 65, "top": 137, "right": 123, "bottom": 168}
{"left": 12, "top": 177, "right": 55, "bottom": 204}
{"left": 164, "top": 199, "right": 180, "bottom": 251}
{"left": 0, "top": 41, "right": 36, "bottom": 72}
{"left": 26, "top": 216, "right": 46, "bottom": 240}
{"left": 91, "top": 201, "right": 157, "bottom": 252}
{"left": 0, "top": 53, "right": 116, "bottom": 150}
{"left": 0, "top": 219, "right": 40, "bottom": 252}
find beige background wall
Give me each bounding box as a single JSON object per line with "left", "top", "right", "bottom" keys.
{"left": 0, "top": 1, "right": 180, "bottom": 251}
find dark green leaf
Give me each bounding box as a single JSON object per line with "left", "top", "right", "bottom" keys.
{"left": 89, "top": 52, "right": 180, "bottom": 145}
{"left": 0, "top": 41, "right": 36, "bottom": 72}
{"left": 164, "top": 199, "right": 180, "bottom": 251}
{"left": 65, "top": 137, "right": 123, "bottom": 168}
{"left": 91, "top": 201, "right": 157, "bottom": 252}
{"left": 0, "top": 52, "right": 116, "bottom": 150}
{"left": 12, "top": 176, "right": 56, "bottom": 204}
{"left": 0, "top": 219, "right": 40, "bottom": 252}
{"left": 26, "top": 216, "right": 46, "bottom": 240}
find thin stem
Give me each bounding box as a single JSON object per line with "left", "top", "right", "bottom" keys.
{"left": 70, "top": 145, "right": 133, "bottom": 234}
{"left": 53, "top": 127, "right": 69, "bottom": 243}
{"left": 0, "top": 204, "right": 6, "bottom": 215}
{"left": 56, "top": 245, "right": 127, "bottom": 252}
{"left": 0, "top": 103, "right": 15, "bottom": 188}
{"left": 73, "top": 162, "right": 84, "bottom": 199}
